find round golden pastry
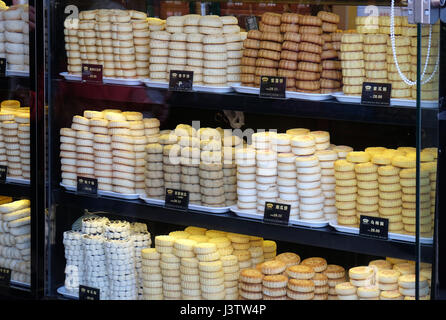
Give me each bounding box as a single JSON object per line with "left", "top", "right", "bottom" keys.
{"left": 278, "top": 69, "right": 296, "bottom": 79}
{"left": 300, "top": 33, "right": 323, "bottom": 46}
{"left": 260, "top": 41, "right": 282, "bottom": 52}
{"left": 296, "top": 80, "right": 321, "bottom": 91}
{"left": 297, "top": 51, "right": 321, "bottom": 64}
{"left": 241, "top": 65, "right": 256, "bottom": 74}
{"left": 280, "top": 23, "right": 299, "bottom": 33}
{"left": 282, "top": 41, "right": 299, "bottom": 52}
{"left": 300, "top": 15, "right": 322, "bottom": 26}
{"left": 279, "top": 60, "right": 298, "bottom": 71}
{"left": 261, "top": 260, "right": 287, "bottom": 275}
{"left": 281, "top": 13, "right": 300, "bottom": 24}
{"left": 241, "top": 74, "right": 255, "bottom": 84}
{"left": 321, "top": 70, "right": 342, "bottom": 81}
{"left": 281, "top": 50, "right": 298, "bottom": 61}
{"left": 258, "top": 49, "right": 281, "bottom": 61}
{"left": 255, "top": 67, "right": 277, "bottom": 77}
{"left": 239, "top": 268, "right": 264, "bottom": 284}
{"left": 322, "top": 22, "right": 337, "bottom": 33}
{"left": 243, "top": 49, "right": 259, "bottom": 58}
{"left": 321, "top": 50, "right": 338, "bottom": 60}
{"left": 340, "top": 51, "right": 364, "bottom": 61}
{"left": 323, "top": 264, "right": 345, "bottom": 279}
{"left": 243, "top": 38, "right": 260, "bottom": 49}
{"left": 247, "top": 30, "right": 262, "bottom": 40}
{"left": 286, "top": 265, "right": 315, "bottom": 280}
{"left": 320, "top": 79, "right": 341, "bottom": 89}
{"left": 299, "top": 25, "right": 322, "bottom": 34}
{"left": 297, "top": 61, "right": 321, "bottom": 73}
{"left": 260, "top": 31, "right": 283, "bottom": 43}
{"left": 295, "top": 70, "right": 321, "bottom": 81}
{"left": 261, "top": 12, "right": 282, "bottom": 26}
{"left": 317, "top": 11, "right": 340, "bottom": 24}
{"left": 301, "top": 257, "right": 327, "bottom": 272}
{"left": 275, "top": 252, "right": 301, "bottom": 267}
{"left": 283, "top": 31, "right": 301, "bottom": 43}
{"left": 298, "top": 42, "right": 322, "bottom": 54}
{"left": 340, "top": 43, "right": 363, "bottom": 52}
{"left": 255, "top": 58, "right": 278, "bottom": 68}
{"left": 287, "top": 279, "right": 315, "bottom": 293}
{"left": 322, "top": 60, "right": 341, "bottom": 70}
{"left": 241, "top": 57, "right": 257, "bottom": 66}
{"left": 364, "top": 53, "right": 386, "bottom": 61}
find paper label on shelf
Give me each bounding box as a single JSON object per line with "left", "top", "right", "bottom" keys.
{"left": 0, "top": 165, "right": 7, "bottom": 183}
{"left": 245, "top": 16, "right": 259, "bottom": 31}
{"left": 79, "top": 285, "right": 100, "bottom": 300}
{"left": 359, "top": 215, "right": 389, "bottom": 239}
{"left": 260, "top": 76, "right": 286, "bottom": 98}
{"left": 361, "top": 82, "right": 391, "bottom": 105}
{"left": 81, "top": 64, "right": 103, "bottom": 83}
{"left": 0, "top": 58, "right": 6, "bottom": 77}
{"left": 0, "top": 267, "right": 11, "bottom": 287}
{"left": 169, "top": 70, "right": 193, "bottom": 92}
{"left": 263, "top": 202, "right": 290, "bottom": 225}
{"left": 76, "top": 176, "right": 98, "bottom": 195}
{"left": 165, "top": 188, "right": 189, "bottom": 210}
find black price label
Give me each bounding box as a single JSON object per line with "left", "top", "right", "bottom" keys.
{"left": 260, "top": 76, "right": 286, "bottom": 99}
{"left": 359, "top": 215, "right": 389, "bottom": 239}
{"left": 0, "top": 58, "right": 6, "bottom": 77}
{"left": 0, "top": 165, "right": 7, "bottom": 182}
{"left": 77, "top": 176, "right": 98, "bottom": 195}
{"left": 79, "top": 285, "right": 100, "bottom": 300}
{"left": 263, "top": 202, "right": 290, "bottom": 225}
{"left": 0, "top": 267, "right": 11, "bottom": 287}
{"left": 245, "top": 16, "right": 258, "bottom": 31}
{"left": 169, "top": 70, "right": 193, "bottom": 92}
{"left": 165, "top": 188, "right": 189, "bottom": 210}
{"left": 81, "top": 64, "right": 103, "bottom": 83}
{"left": 361, "top": 82, "right": 392, "bottom": 106}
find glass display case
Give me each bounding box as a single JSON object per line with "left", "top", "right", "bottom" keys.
{"left": 43, "top": 0, "right": 444, "bottom": 301}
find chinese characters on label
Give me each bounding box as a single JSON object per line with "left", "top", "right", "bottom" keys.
{"left": 359, "top": 215, "right": 389, "bottom": 239}
{"left": 361, "top": 82, "right": 392, "bottom": 106}
{"left": 77, "top": 177, "right": 98, "bottom": 195}
{"left": 260, "top": 76, "right": 286, "bottom": 98}
{"left": 165, "top": 188, "right": 189, "bottom": 210}
{"left": 169, "top": 70, "right": 193, "bottom": 92}
{"left": 263, "top": 202, "right": 290, "bottom": 225}
{"left": 79, "top": 285, "right": 100, "bottom": 300}
{"left": 82, "top": 64, "right": 103, "bottom": 83}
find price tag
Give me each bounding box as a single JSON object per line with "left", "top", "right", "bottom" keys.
{"left": 76, "top": 176, "right": 98, "bottom": 195}
{"left": 0, "top": 267, "right": 11, "bottom": 287}
{"left": 0, "top": 58, "right": 6, "bottom": 77}
{"left": 263, "top": 202, "right": 290, "bottom": 225}
{"left": 81, "top": 64, "right": 103, "bottom": 83}
{"left": 0, "top": 165, "right": 7, "bottom": 183}
{"left": 245, "top": 15, "right": 258, "bottom": 31}
{"left": 361, "top": 82, "right": 392, "bottom": 106}
{"left": 169, "top": 70, "right": 193, "bottom": 92}
{"left": 165, "top": 188, "right": 189, "bottom": 210}
{"left": 359, "top": 215, "right": 389, "bottom": 239}
{"left": 79, "top": 285, "right": 100, "bottom": 300}
{"left": 260, "top": 76, "right": 286, "bottom": 99}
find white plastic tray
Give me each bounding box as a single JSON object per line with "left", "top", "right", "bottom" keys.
{"left": 286, "top": 90, "right": 333, "bottom": 101}
{"left": 57, "top": 286, "right": 78, "bottom": 299}
{"left": 193, "top": 84, "right": 234, "bottom": 93}
{"left": 230, "top": 205, "right": 264, "bottom": 220}
{"left": 60, "top": 72, "right": 143, "bottom": 86}
{"left": 6, "top": 177, "right": 30, "bottom": 185}
{"left": 140, "top": 195, "right": 230, "bottom": 213}
{"left": 332, "top": 92, "right": 438, "bottom": 108}
{"left": 289, "top": 217, "right": 330, "bottom": 228}
{"left": 231, "top": 84, "right": 260, "bottom": 95}
{"left": 11, "top": 279, "right": 31, "bottom": 288}
{"left": 142, "top": 79, "right": 169, "bottom": 89}
{"left": 328, "top": 220, "right": 433, "bottom": 244}
{"left": 60, "top": 182, "right": 140, "bottom": 200}
{"left": 6, "top": 70, "right": 30, "bottom": 77}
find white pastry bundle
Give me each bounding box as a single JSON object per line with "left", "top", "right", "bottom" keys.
{"left": 63, "top": 230, "right": 84, "bottom": 292}
{"left": 104, "top": 220, "right": 131, "bottom": 240}
{"left": 184, "top": 14, "right": 203, "bottom": 85}
{"left": 149, "top": 30, "right": 170, "bottom": 82}
{"left": 141, "top": 248, "right": 163, "bottom": 300}
{"left": 222, "top": 16, "right": 243, "bottom": 86}
{"left": 16, "top": 112, "right": 30, "bottom": 179}
{"left": 315, "top": 147, "right": 338, "bottom": 221}
{"left": 131, "top": 229, "right": 151, "bottom": 299}
{"left": 195, "top": 242, "right": 225, "bottom": 300}
{"left": 235, "top": 147, "right": 256, "bottom": 212}
{"left": 81, "top": 216, "right": 109, "bottom": 235}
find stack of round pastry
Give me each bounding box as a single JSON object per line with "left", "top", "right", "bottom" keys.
{"left": 125, "top": 112, "right": 147, "bottom": 194}
{"left": 379, "top": 15, "right": 402, "bottom": 36}
{"left": 90, "top": 111, "right": 112, "bottom": 190}
{"left": 227, "top": 232, "right": 252, "bottom": 270}
{"left": 377, "top": 164, "right": 403, "bottom": 233}
{"left": 334, "top": 159, "right": 357, "bottom": 226}
{"left": 355, "top": 15, "right": 378, "bottom": 35}
{"left": 255, "top": 148, "right": 278, "bottom": 214}
{"left": 163, "top": 127, "right": 182, "bottom": 190}
{"left": 72, "top": 116, "right": 94, "bottom": 182}
{"left": 315, "top": 149, "right": 338, "bottom": 220}
{"left": 59, "top": 126, "right": 77, "bottom": 186}
{"left": 295, "top": 155, "right": 325, "bottom": 222}
{"left": 386, "top": 36, "right": 411, "bottom": 99}
{"left": 149, "top": 30, "right": 170, "bottom": 82}
{"left": 421, "top": 153, "right": 437, "bottom": 227}
{"left": 332, "top": 145, "right": 353, "bottom": 160}
{"left": 222, "top": 144, "right": 237, "bottom": 207}
{"left": 296, "top": 30, "right": 323, "bottom": 93}
{"left": 377, "top": 269, "right": 402, "bottom": 299}
{"left": 93, "top": 10, "right": 108, "bottom": 73}
{"left": 261, "top": 261, "right": 288, "bottom": 300}
{"left": 331, "top": 32, "right": 343, "bottom": 57}
{"left": 3, "top": 4, "right": 29, "bottom": 72}
{"left": 248, "top": 236, "right": 265, "bottom": 266}
{"left": 398, "top": 274, "right": 430, "bottom": 299}
{"left": 169, "top": 239, "right": 196, "bottom": 300}
{"left": 256, "top": 12, "right": 283, "bottom": 87}
{"left": 179, "top": 139, "right": 201, "bottom": 205}
{"left": 141, "top": 248, "right": 163, "bottom": 300}
{"left": 130, "top": 11, "right": 150, "bottom": 79}
{"left": 184, "top": 14, "right": 203, "bottom": 85}
{"left": 63, "top": 231, "right": 83, "bottom": 292}
{"left": 64, "top": 14, "right": 80, "bottom": 75}
{"left": 323, "top": 264, "right": 346, "bottom": 300}
{"left": 159, "top": 251, "right": 182, "bottom": 300}
{"left": 131, "top": 227, "right": 152, "bottom": 299}
{"left": 348, "top": 266, "right": 376, "bottom": 292}
{"left": 195, "top": 242, "right": 225, "bottom": 300}
{"left": 220, "top": 254, "right": 239, "bottom": 300}
{"left": 167, "top": 31, "right": 187, "bottom": 76}
{"left": 16, "top": 112, "right": 29, "bottom": 179}
{"left": 153, "top": 236, "right": 175, "bottom": 298}
{"left": 0, "top": 113, "right": 7, "bottom": 168}
{"left": 278, "top": 13, "right": 300, "bottom": 90}
{"left": 0, "top": 5, "right": 6, "bottom": 60}
{"left": 241, "top": 29, "right": 261, "bottom": 87}
{"left": 235, "top": 147, "right": 257, "bottom": 212}
{"left": 239, "top": 268, "right": 263, "bottom": 300}
{"left": 262, "top": 240, "right": 277, "bottom": 262}
{"left": 340, "top": 33, "right": 364, "bottom": 96}
{"left": 335, "top": 281, "right": 357, "bottom": 300}
{"left": 78, "top": 11, "right": 97, "bottom": 66}
{"left": 363, "top": 34, "right": 388, "bottom": 84}
{"left": 222, "top": 16, "right": 243, "bottom": 86}
{"left": 145, "top": 143, "right": 164, "bottom": 199}
{"left": 368, "top": 258, "right": 393, "bottom": 271}
{"left": 277, "top": 149, "right": 299, "bottom": 219}
{"left": 285, "top": 264, "right": 315, "bottom": 300}
{"left": 147, "top": 17, "right": 165, "bottom": 32}
{"left": 3, "top": 118, "right": 21, "bottom": 178}
{"left": 110, "top": 133, "right": 137, "bottom": 194}
{"left": 179, "top": 255, "right": 201, "bottom": 300}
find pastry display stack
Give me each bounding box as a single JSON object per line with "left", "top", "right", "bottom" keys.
{"left": 222, "top": 136, "right": 238, "bottom": 207}
{"left": 196, "top": 242, "right": 226, "bottom": 300}
{"left": 184, "top": 14, "right": 203, "bottom": 85}
{"left": 316, "top": 149, "right": 338, "bottom": 221}
{"left": 222, "top": 16, "right": 243, "bottom": 86}
{"left": 63, "top": 230, "right": 83, "bottom": 292}
{"left": 340, "top": 33, "right": 364, "bottom": 96}
{"left": 363, "top": 34, "right": 388, "bottom": 85}
{"left": 257, "top": 13, "right": 282, "bottom": 86}
{"left": 378, "top": 163, "right": 403, "bottom": 233}
{"left": 2, "top": 4, "right": 29, "bottom": 72}
{"left": 149, "top": 30, "right": 170, "bottom": 82}
{"left": 241, "top": 30, "right": 261, "bottom": 87}
{"left": 239, "top": 268, "right": 263, "bottom": 300}
{"left": 278, "top": 14, "right": 299, "bottom": 90}
{"left": 323, "top": 264, "right": 346, "bottom": 300}
{"left": 235, "top": 147, "right": 257, "bottom": 213}
{"left": 0, "top": 3, "right": 6, "bottom": 61}
{"left": 0, "top": 199, "right": 31, "bottom": 284}
{"left": 64, "top": 11, "right": 80, "bottom": 75}
{"left": 387, "top": 35, "right": 411, "bottom": 99}
{"left": 179, "top": 135, "right": 201, "bottom": 205}
{"left": 335, "top": 159, "right": 357, "bottom": 227}
{"left": 167, "top": 18, "right": 187, "bottom": 76}
{"left": 141, "top": 248, "right": 163, "bottom": 300}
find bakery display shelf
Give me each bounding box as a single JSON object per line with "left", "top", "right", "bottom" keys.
{"left": 140, "top": 195, "right": 231, "bottom": 214}
{"left": 5, "top": 70, "right": 30, "bottom": 78}
{"left": 0, "top": 181, "right": 30, "bottom": 198}
{"left": 56, "top": 286, "right": 78, "bottom": 300}
{"left": 54, "top": 78, "right": 438, "bottom": 128}
{"left": 55, "top": 188, "right": 433, "bottom": 263}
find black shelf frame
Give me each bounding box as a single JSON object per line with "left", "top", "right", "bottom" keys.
{"left": 0, "top": 183, "right": 30, "bottom": 199}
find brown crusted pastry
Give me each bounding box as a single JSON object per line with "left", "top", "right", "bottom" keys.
{"left": 321, "top": 34, "right": 332, "bottom": 42}
{"left": 323, "top": 42, "right": 334, "bottom": 50}
{"left": 295, "top": 70, "right": 321, "bottom": 81}
{"left": 247, "top": 30, "right": 262, "bottom": 40}
{"left": 300, "top": 25, "right": 322, "bottom": 35}
{"left": 297, "top": 51, "right": 321, "bottom": 63}
{"left": 321, "top": 70, "right": 342, "bottom": 80}
{"left": 321, "top": 88, "right": 338, "bottom": 94}
{"left": 321, "top": 50, "right": 338, "bottom": 60}
{"left": 255, "top": 67, "right": 277, "bottom": 76}
{"left": 283, "top": 32, "right": 301, "bottom": 43}
{"left": 331, "top": 32, "right": 343, "bottom": 42}
{"left": 322, "top": 22, "right": 337, "bottom": 33}
{"left": 280, "top": 23, "right": 299, "bottom": 33}
{"left": 317, "top": 11, "right": 340, "bottom": 24}
{"left": 322, "top": 60, "right": 341, "bottom": 70}
{"left": 299, "top": 42, "right": 322, "bottom": 54}
{"left": 282, "top": 41, "right": 299, "bottom": 52}
{"left": 286, "top": 77, "right": 296, "bottom": 88}
{"left": 241, "top": 74, "right": 255, "bottom": 84}
{"left": 320, "top": 79, "right": 341, "bottom": 89}
{"left": 332, "top": 42, "right": 341, "bottom": 51}
{"left": 243, "top": 49, "right": 259, "bottom": 58}
{"left": 254, "top": 76, "right": 261, "bottom": 86}
{"left": 259, "top": 22, "right": 281, "bottom": 33}
{"left": 261, "top": 12, "right": 282, "bottom": 26}
{"left": 279, "top": 60, "right": 298, "bottom": 71}
{"left": 260, "top": 32, "right": 284, "bottom": 43}
{"left": 258, "top": 49, "right": 281, "bottom": 61}
{"left": 296, "top": 80, "right": 321, "bottom": 90}
{"left": 241, "top": 57, "right": 257, "bottom": 66}
{"left": 278, "top": 68, "right": 296, "bottom": 78}
{"left": 243, "top": 39, "right": 260, "bottom": 49}
{"left": 241, "top": 65, "right": 256, "bottom": 74}
{"left": 297, "top": 61, "right": 321, "bottom": 73}
{"left": 300, "top": 15, "right": 322, "bottom": 26}
{"left": 260, "top": 41, "right": 282, "bottom": 52}
{"left": 281, "top": 50, "right": 298, "bottom": 61}
{"left": 299, "top": 89, "right": 321, "bottom": 93}
{"left": 300, "top": 33, "right": 324, "bottom": 46}
{"left": 281, "top": 13, "right": 300, "bottom": 24}
{"left": 256, "top": 58, "right": 279, "bottom": 68}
